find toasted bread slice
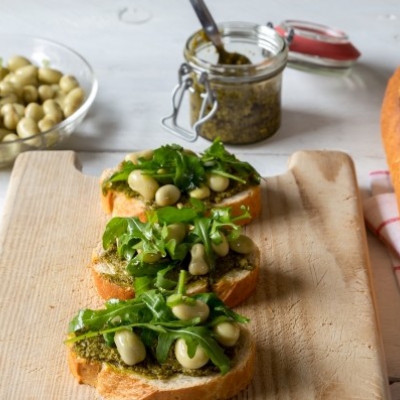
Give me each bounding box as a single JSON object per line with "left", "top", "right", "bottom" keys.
{"left": 100, "top": 168, "right": 261, "bottom": 226}
{"left": 91, "top": 244, "right": 260, "bottom": 308}
{"left": 67, "top": 327, "right": 255, "bottom": 400}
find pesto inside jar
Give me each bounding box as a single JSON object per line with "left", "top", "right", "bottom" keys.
{"left": 190, "top": 74, "right": 282, "bottom": 144}
{"left": 184, "top": 21, "right": 288, "bottom": 144}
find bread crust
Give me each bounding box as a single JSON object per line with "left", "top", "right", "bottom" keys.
{"left": 100, "top": 169, "right": 262, "bottom": 226}
{"left": 67, "top": 328, "right": 255, "bottom": 400}
{"left": 212, "top": 248, "right": 260, "bottom": 308}
{"left": 91, "top": 247, "right": 260, "bottom": 308}
{"left": 381, "top": 67, "right": 400, "bottom": 213}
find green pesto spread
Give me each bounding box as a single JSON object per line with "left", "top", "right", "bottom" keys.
{"left": 98, "top": 247, "right": 255, "bottom": 289}
{"left": 72, "top": 334, "right": 232, "bottom": 379}
{"left": 99, "top": 247, "right": 132, "bottom": 288}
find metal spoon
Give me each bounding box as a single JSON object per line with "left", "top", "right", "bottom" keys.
{"left": 189, "top": 0, "right": 251, "bottom": 65}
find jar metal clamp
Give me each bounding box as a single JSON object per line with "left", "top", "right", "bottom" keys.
{"left": 161, "top": 63, "right": 217, "bottom": 142}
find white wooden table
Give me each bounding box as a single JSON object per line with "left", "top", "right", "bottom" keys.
{"left": 0, "top": 0, "right": 399, "bottom": 397}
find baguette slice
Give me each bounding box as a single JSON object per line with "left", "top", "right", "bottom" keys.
{"left": 67, "top": 327, "right": 255, "bottom": 400}
{"left": 91, "top": 244, "right": 260, "bottom": 308}
{"left": 381, "top": 67, "right": 400, "bottom": 214}
{"left": 100, "top": 168, "right": 262, "bottom": 226}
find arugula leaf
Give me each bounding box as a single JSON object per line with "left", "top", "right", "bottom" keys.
{"left": 102, "top": 217, "right": 129, "bottom": 249}
{"left": 134, "top": 276, "right": 154, "bottom": 296}
{"left": 140, "top": 290, "right": 175, "bottom": 322}
{"left": 154, "top": 265, "right": 177, "bottom": 291}
{"left": 193, "top": 292, "right": 250, "bottom": 324}
{"left": 66, "top": 322, "right": 168, "bottom": 344}
{"left": 68, "top": 298, "right": 147, "bottom": 333}
{"left": 156, "top": 207, "right": 199, "bottom": 224}
{"left": 201, "top": 138, "right": 261, "bottom": 185}
{"left": 127, "top": 259, "right": 175, "bottom": 277}
{"left": 156, "top": 332, "right": 177, "bottom": 363}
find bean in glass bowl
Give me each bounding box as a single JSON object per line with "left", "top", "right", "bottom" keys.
{"left": 0, "top": 34, "right": 98, "bottom": 167}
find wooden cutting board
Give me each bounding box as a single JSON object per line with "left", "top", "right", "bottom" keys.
{"left": 0, "top": 150, "right": 390, "bottom": 399}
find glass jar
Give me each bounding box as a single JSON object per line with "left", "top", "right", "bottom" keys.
{"left": 162, "top": 22, "right": 288, "bottom": 144}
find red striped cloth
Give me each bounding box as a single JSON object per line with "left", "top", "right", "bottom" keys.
{"left": 363, "top": 170, "right": 400, "bottom": 288}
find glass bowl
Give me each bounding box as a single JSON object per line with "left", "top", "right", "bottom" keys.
{"left": 0, "top": 34, "right": 98, "bottom": 167}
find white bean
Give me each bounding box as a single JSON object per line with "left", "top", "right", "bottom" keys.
{"left": 1, "top": 133, "right": 21, "bottom": 160}
{"left": 59, "top": 74, "right": 79, "bottom": 93}
{"left": 64, "top": 87, "right": 84, "bottom": 109}
{"left": 17, "top": 117, "right": 42, "bottom": 147}
{"left": 114, "top": 329, "right": 146, "bottom": 366}
{"left": 0, "top": 94, "right": 18, "bottom": 106}
{"left": 42, "top": 99, "right": 63, "bottom": 123}
{"left": 188, "top": 243, "right": 209, "bottom": 275}
{"left": 172, "top": 299, "right": 210, "bottom": 322}
{"left": 25, "top": 103, "right": 44, "bottom": 121}
{"left": 3, "top": 109, "right": 21, "bottom": 131}
{"left": 127, "top": 170, "right": 159, "bottom": 200}
{"left": 165, "top": 223, "right": 187, "bottom": 244}
{"left": 0, "top": 81, "right": 15, "bottom": 96}
{"left": 124, "top": 149, "right": 154, "bottom": 164}
{"left": 22, "top": 85, "right": 38, "bottom": 103}
{"left": 2, "top": 133, "right": 19, "bottom": 142}
{"left": 212, "top": 321, "right": 240, "bottom": 347}
{"left": 175, "top": 338, "right": 209, "bottom": 369}
{"left": 63, "top": 103, "right": 78, "bottom": 118}
{"left": 38, "top": 67, "right": 62, "bottom": 84}
{"left": 38, "top": 116, "right": 57, "bottom": 132}
{"left": 38, "top": 85, "right": 55, "bottom": 102}
{"left": 206, "top": 173, "right": 230, "bottom": 192}
{"left": 189, "top": 184, "right": 210, "bottom": 199}
{"left": 14, "top": 65, "right": 38, "bottom": 86}
{"left": 155, "top": 184, "right": 181, "bottom": 206}
{"left": 228, "top": 235, "right": 255, "bottom": 254}
{"left": 7, "top": 56, "right": 31, "bottom": 71}
{"left": 211, "top": 232, "right": 229, "bottom": 257}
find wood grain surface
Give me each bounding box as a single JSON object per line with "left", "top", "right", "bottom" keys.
{"left": 0, "top": 150, "right": 390, "bottom": 399}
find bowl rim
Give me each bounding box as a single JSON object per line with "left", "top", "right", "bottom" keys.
{"left": 0, "top": 34, "right": 98, "bottom": 147}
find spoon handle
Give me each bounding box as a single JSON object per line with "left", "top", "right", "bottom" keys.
{"left": 189, "top": 0, "right": 223, "bottom": 48}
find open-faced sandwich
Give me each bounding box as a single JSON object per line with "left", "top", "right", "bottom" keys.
{"left": 100, "top": 138, "right": 261, "bottom": 225}
{"left": 66, "top": 274, "right": 255, "bottom": 400}
{"left": 91, "top": 204, "right": 259, "bottom": 308}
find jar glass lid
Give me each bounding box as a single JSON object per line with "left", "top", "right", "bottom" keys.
{"left": 275, "top": 20, "right": 361, "bottom": 74}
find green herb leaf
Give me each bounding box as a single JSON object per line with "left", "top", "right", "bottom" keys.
{"left": 193, "top": 292, "right": 250, "bottom": 324}
{"left": 68, "top": 297, "right": 147, "bottom": 333}
{"left": 155, "top": 265, "right": 177, "bottom": 291}
{"left": 134, "top": 276, "right": 154, "bottom": 296}
{"left": 156, "top": 207, "right": 198, "bottom": 224}
{"left": 140, "top": 290, "right": 175, "bottom": 322}
{"left": 201, "top": 138, "right": 261, "bottom": 185}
